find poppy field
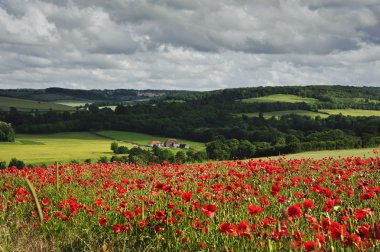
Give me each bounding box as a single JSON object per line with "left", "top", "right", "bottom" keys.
{"left": 1, "top": 155, "right": 380, "bottom": 251}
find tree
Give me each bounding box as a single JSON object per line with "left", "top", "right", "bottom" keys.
{"left": 117, "top": 146, "right": 129, "bottom": 154}
{"left": 0, "top": 121, "right": 15, "bottom": 142}
{"left": 206, "top": 139, "right": 230, "bottom": 160}
{"left": 236, "top": 140, "right": 256, "bottom": 159}
{"left": 111, "top": 142, "right": 119, "bottom": 153}
{"left": 175, "top": 151, "right": 187, "bottom": 163}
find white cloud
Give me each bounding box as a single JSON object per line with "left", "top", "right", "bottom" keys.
{"left": 0, "top": 0, "right": 379, "bottom": 90}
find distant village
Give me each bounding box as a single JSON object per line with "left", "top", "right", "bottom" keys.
{"left": 147, "top": 139, "right": 189, "bottom": 149}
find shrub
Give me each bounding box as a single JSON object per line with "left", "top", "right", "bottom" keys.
{"left": 98, "top": 156, "right": 109, "bottom": 163}
{"left": 8, "top": 158, "right": 25, "bottom": 169}
{"left": 0, "top": 161, "right": 7, "bottom": 170}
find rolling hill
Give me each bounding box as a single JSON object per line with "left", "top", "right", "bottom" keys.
{"left": 0, "top": 96, "right": 75, "bottom": 112}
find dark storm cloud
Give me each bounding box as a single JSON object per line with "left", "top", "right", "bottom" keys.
{"left": 0, "top": 0, "right": 379, "bottom": 90}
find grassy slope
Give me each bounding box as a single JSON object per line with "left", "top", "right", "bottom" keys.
{"left": 241, "top": 94, "right": 319, "bottom": 104}
{"left": 96, "top": 130, "right": 205, "bottom": 150}
{"left": 0, "top": 96, "right": 75, "bottom": 112}
{"left": 236, "top": 110, "right": 329, "bottom": 119}
{"left": 270, "top": 147, "right": 379, "bottom": 160}
{"left": 320, "top": 109, "right": 380, "bottom": 117}
{"left": 0, "top": 132, "right": 133, "bottom": 165}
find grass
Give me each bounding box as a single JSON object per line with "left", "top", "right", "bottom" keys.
{"left": 236, "top": 110, "right": 329, "bottom": 119}
{"left": 320, "top": 109, "right": 380, "bottom": 117}
{"left": 99, "top": 105, "right": 117, "bottom": 111}
{"left": 96, "top": 130, "right": 205, "bottom": 150}
{"left": 0, "top": 132, "right": 132, "bottom": 165}
{"left": 241, "top": 94, "right": 319, "bottom": 104}
{"left": 0, "top": 96, "right": 75, "bottom": 112}
{"left": 274, "top": 147, "right": 379, "bottom": 159}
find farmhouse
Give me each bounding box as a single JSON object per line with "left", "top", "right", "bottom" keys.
{"left": 147, "top": 141, "right": 163, "bottom": 147}
{"left": 164, "top": 139, "right": 178, "bottom": 147}
{"left": 147, "top": 139, "right": 189, "bottom": 149}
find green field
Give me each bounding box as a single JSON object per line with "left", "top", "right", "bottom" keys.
{"left": 320, "top": 109, "right": 380, "bottom": 117}
{"left": 99, "top": 105, "right": 117, "bottom": 111}
{"left": 0, "top": 131, "right": 205, "bottom": 165}
{"left": 0, "top": 132, "right": 132, "bottom": 165}
{"left": 276, "top": 147, "right": 379, "bottom": 160}
{"left": 96, "top": 130, "right": 205, "bottom": 150}
{"left": 55, "top": 101, "right": 91, "bottom": 107}
{"left": 0, "top": 96, "right": 75, "bottom": 112}
{"left": 241, "top": 94, "right": 319, "bottom": 104}
{"left": 236, "top": 110, "right": 329, "bottom": 119}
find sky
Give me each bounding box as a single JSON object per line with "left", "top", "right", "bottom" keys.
{"left": 1, "top": 0, "right": 380, "bottom": 91}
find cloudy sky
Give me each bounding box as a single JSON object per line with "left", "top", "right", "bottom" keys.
{"left": 1, "top": 0, "right": 380, "bottom": 90}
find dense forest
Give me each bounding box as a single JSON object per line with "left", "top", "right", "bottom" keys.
{"left": 1, "top": 85, "right": 380, "bottom": 162}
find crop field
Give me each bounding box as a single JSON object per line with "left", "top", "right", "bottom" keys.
{"left": 0, "top": 97, "right": 75, "bottom": 112}
{"left": 0, "top": 132, "right": 131, "bottom": 165}
{"left": 96, "top": 131, "right": 205, "bottom": 150}
{"left": 1, "top": 156, "right": 379, "bottom": 251}
{"left": 241, "top": 94, "right": 319, "bottom": 104}
{"left": 320, "top": 109, "right": 380, "bottom": 117}
{"left": 236, "top": 110, "right": 329, "bottom": 119}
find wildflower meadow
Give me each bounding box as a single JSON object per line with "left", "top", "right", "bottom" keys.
{"left": 1, "top": 155, "right": 379, "bottom": 251}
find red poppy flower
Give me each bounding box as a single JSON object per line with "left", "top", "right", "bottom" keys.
{"left": 182, "top": 192, "right": 192, "bottom": 203}
{"left": 167, "top": 203, "right": 175, "bottom": 209}
{"left": 270, "top": 184, "right": 281, "bottom": 196}
{"left": 122, "top": 211, "right": 134, "bottom": 220}
{"left": 330, "top": 222, "right": 344, "bottom": 240}
{"left": 202, "top": 204, "right": 217, "bottom": 218}
{"left": 155, "top": 210, "right": 166, "bottom": 221}
{"left": 303, "top": 241, "right": 317, "bottom": 251}
{"left": 113, "top": 223, "right": 123, "bottom": 233}
{"left": 303, "top": 199, "right": 315, "bottom": 210}
{"left": 259, "top": 195, "right": 269, "bottom": 207}
{"left": 354, "top": 208, "right": 373, "bottom": 221}
{"left": 41, "top": 197, "right": 50, "bottom": 206}
{"left": 99, "top": 217, "right": 107, "bottom": 226}
{"left": 287, "top": 204, "right": 302, "bottom": 219}
{"left": 359, "top": 224, "right": 371, "bottom": 238}
{"left": 138, "top": 219, "right": 147, "bottom": 228}
{"left": 155, "top": 225, "right": 163, "bottom": 232}
{"left": 248, "top": 204, "right": 263, "bottom": 216}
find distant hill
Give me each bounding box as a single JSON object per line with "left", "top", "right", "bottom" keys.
{"left": 0, "top": 88, "right": 197, "bottom": 104}
{"left": 0, "top": 96, "right": 75, "bottom": 112}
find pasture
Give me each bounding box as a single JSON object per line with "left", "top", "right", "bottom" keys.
{"left": 236, "top": 110, "right": 329, "bottom": 119}
{"left": 240, "top": 94, "right": 319, "bottom": 104}
{"left": 320, "top": 109, "right": 380, "bottom": 117}
{"left": 0, "top": 132, "right": 131, "bottom": 165}
{"left": 0, "top": 96, "right": 75, "bottom": 112}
